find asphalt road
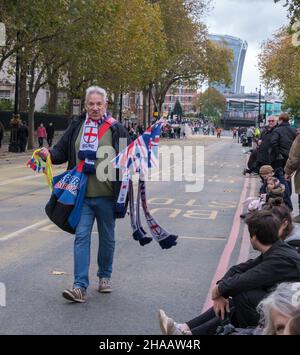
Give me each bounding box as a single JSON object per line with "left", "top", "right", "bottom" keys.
{"left": 0, "top": 135, "right": 256, "bottom": 335}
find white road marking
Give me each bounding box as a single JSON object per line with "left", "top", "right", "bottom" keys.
{"left": 0, "top": 219, "right": 49, "bottom": 241}
{"left": 0, "top": 174, "right": 42, "bottom": 186}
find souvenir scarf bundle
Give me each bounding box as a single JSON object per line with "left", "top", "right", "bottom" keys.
{"left": 113, "top": 120, "right": 178, "bottom": 249}
{"left": 27, "top": 148, "right": 53, "bottom": 191}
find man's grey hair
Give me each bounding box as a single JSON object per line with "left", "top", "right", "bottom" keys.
{"left": 85, "top": 86, "right": 107, "bottom": 103}
{"left": 257, "top": 282, "right": 300, "bottom": 335}
{"left": 267, "top": 115, "right": 278, "bottom": 122}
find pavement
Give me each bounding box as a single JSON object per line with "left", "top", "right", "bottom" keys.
{"left": 0, "top": 134, "right": 282, "bottom": 334}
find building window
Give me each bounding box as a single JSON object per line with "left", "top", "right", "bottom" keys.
{"left": 0, "top": 90, "right": 11, "bottom": 99}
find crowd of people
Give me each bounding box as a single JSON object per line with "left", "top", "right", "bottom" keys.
{"left": 2, "top": 94, "right": 300, "bottom": 335}
{"left": 0, "top": 120, "right": 55, "bottom": 152}
{"left": 158, "top": 112, "right": 300, "bottom": 335}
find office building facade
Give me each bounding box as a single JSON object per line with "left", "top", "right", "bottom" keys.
{"left": 209, "top": 34, "right": 248, "bottom": 95}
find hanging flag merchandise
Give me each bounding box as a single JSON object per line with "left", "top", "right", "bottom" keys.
{"left": 113, "top": 119, "right": 178, "bottom": 249}
{"left": 27, "top": 148, "right": 53, "bottom": 191}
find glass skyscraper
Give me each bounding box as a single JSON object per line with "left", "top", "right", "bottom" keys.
{"left": 209, "top": 34, "right": 248, "bottom": 94}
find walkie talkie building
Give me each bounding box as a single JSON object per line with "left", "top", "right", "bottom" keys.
{"left": 209, "top": 34, "right": 248, "bottom": 94}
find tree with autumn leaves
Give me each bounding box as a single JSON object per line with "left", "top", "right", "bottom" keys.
{"left": 259, "top": 1, "right": 300, "bottom": 116}
{"left": 194, "top": 87, "right": 226, "bottom": 125}
{"left": 0, "top": 0, "right": 232, "bottom": 148}
{"left": 259, "top": 28, "right": 300, "bottom": 116}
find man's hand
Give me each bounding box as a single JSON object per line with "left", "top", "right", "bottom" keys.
{"left": 213, "top": 297, "right": 230, "bottom": 320}
{"left": 211, "top": 285, "right": 221, "bottom": 300}
{"left": 38, "top": 147, "right": 50, "bottom": 160}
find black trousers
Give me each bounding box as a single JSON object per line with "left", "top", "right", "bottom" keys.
{"left": 38, "top": 137, "right": 44, "bottom": 148}
{"left": 186, "top": 289, "right": 267, "bottom": 335}
{"left": 47, "top": 137, "right": 53, "bottom": 147}
{"left": 19, "top": 138, "right": 27, "bottom": 152}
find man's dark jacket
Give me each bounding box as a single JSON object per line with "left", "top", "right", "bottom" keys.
{"left": 49, "top": 114, "right": 131, "bottom": 218}
{"left": 270, "top": 122, "right": 296, "bottom": 164}
{"left": 256, "top": 127, "right": 275, "bottom": 165}
{"left": 218, "top": 240, "right": 300, "bottom": 297}
{"left": 46, "top": 125, "right": 55, "bottom": 139}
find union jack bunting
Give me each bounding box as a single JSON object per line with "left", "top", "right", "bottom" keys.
{"left": 113, "top": 119, "right": 164, "bottom": 173}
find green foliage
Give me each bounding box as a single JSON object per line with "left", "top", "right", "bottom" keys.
{"left": 39, "top": 104, "right": 48, "bottom": 113}
{"left": 173, "top": 99, "right": 183, "bottom": 116}
{"left": 259, "top": 27, "right": 300, "bottom": 116}
{"left": 150, "top": 0, "right": 233, "bottom": 112}
{"left": 194, "top": 87, "right": 226, "bottom": 119}
{"left": 0, "top": 99, "right": 13, "bottom": 111}
{"left": 56, "top": 99, "right": 69, "bottom": 115}
{"left": 274, "top": 0, "right": 300, "bottom": 24}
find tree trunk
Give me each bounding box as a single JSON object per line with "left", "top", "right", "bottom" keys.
{"left": 48, "top": 74, "right": 59, "bottom": 113}
{"left": 68, "top": 94, "right": 73, "bottom": 117}
{"left": 27, "top": 100, "right": 35, "bottom": 149}
{"left": 112, "top": 92, "right": 119, "bottom": 118}
{"left": 19, "top": 59, "right": 27, "bottom": 112}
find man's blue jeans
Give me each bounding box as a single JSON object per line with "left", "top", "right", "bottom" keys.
{"left": 74, "top": 197, "right": 115, "bottom": 290}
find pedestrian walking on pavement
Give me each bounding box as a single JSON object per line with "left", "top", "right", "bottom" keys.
{"left": 38, "top": 86, "right": 130, "bottom": 303}
{"left": 17, "top": 121, "right": 29, "bottom": 152}
{"left": 46, "top": 122, "right": 55, "bottom": 148}
{"left": 36, "top": 123, "right": 47, "bottom": 148}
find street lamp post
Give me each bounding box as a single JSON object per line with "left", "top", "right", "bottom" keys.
{"left": 148, "top": 83, "right": 152, "bottom": 126}
{"left": 9, "top": 31, "right": 21, "bottom": 153}
{"left": 264, "top": 100, "right": 267, "bottom": 125}
{"left": 257, "top": 85, "right": 261, "bottom": 128}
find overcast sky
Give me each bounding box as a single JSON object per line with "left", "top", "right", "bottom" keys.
{"left": 204, "top": 0, "right": 288, "bottom": 94}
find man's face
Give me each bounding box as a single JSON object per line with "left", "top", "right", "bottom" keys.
{"left": 260, "top": 172, "right": 274, "bottom": 181}
{"left": 250, "top": 235, "right": 258, "bottom": 251}
{"left": 268, "top": 118, "right": 277, "bottom": 128}
{"left": 267, "top": 181, "right": 275, "bottom": 191}
{"left": 85, "top": 93, "right": 107, "bottom": 121}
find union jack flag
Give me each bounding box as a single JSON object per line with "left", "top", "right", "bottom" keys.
{"left": 113, "top": 119, "right": 164, "bottom": 173}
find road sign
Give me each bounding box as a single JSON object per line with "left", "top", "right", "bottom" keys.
{"left": 72, "top": 99, "right": 81, "bottom": 116}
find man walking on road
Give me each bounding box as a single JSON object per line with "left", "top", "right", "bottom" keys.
{"left": 46, "top": 122, "right": 55, "bottom": 148}
{"left": 17, "top": 121, "right": 29, "bottom": 152}
{"left": 38, "top": 86, "right": 130, "bottom": 303}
